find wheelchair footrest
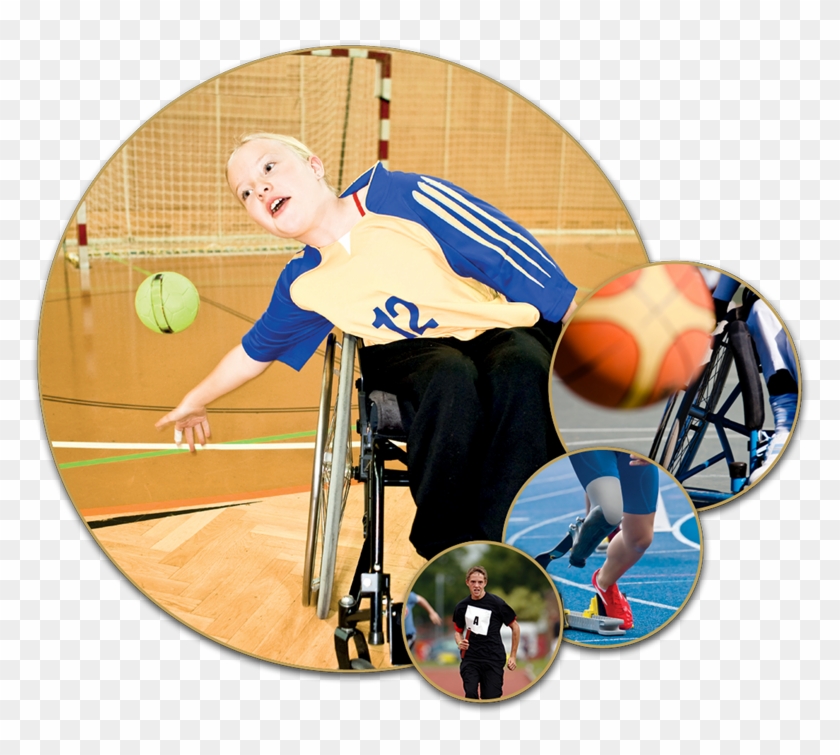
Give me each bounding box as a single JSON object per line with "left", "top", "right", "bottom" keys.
{"left": 564, "top": 597, "right": 626, "bottom": 636}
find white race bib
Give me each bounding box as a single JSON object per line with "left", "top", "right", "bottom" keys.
{"left": 464, "top": 605, "right": 492, "bottom": 636}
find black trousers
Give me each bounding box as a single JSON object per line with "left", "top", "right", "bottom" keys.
{"left": 359, "top": 324, "right": 564, "bottom": 558}
{"left": 460, "top": 659, "right": 505, "bottom": 700}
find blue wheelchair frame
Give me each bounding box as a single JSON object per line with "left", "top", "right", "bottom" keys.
{"left": 650, "top": 314, "right": 769, "bottom": 508}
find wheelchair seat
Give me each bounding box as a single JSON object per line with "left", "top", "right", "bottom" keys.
{"left": 367, "top": 389, "right": 406, "bottom": 439}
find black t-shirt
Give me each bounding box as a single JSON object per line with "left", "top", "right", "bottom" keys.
{"left": 452, "top": 592, "right": 516, "bottom": 664}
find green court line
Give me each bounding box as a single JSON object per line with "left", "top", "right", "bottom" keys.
{"left": 57, "top": 429, "right": 317, "bottom": 469}
{"left": 61, "top": 449, "right": 189, "bottom": 468}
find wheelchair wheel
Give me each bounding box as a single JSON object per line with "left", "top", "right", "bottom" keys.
{"left": 302, "top": 334, "right": 355, "bottom": 616}
{"left": 657, "top": 329, "right": 734, "bottom": 477}
{"left": 315, "top": 334, "right": 357, "bottom": 620}
{"left": 302, "top": 334, "right": 337, "bottom": 607}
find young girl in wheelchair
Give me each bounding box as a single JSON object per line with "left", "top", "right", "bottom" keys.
{"left": 156, "top": 133, "right": 578, "bottom": 558}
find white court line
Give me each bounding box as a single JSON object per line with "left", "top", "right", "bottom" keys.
{"left": 551, "top": 574, "right": 680, "bottom": 612}
{"left": 505, "top": 508, "right": 587, "bottom": 547}
{"left": 51, "top": 441, "right": 362, "bottom": 451}
{"left": 671, "top": 513, "right": 701, "bottom": 550}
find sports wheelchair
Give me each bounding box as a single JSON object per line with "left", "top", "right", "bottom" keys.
{"left": 648, "top": 296, "right": 771, "bottom": 507}
{"left": 301, "top": 332, "right": 413, "bottom": 670}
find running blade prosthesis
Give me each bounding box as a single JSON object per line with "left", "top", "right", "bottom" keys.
{"left": 535, "top": 508, "right": 626, "bottom": 636}
{"left": 535, "top": 506, "right": 617, "bottom": 569}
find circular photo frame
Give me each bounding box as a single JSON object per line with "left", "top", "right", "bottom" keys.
{"left": 550, "top": 261, "right": 801, "bottom": 511}
{"left": 504, "top": 448, "right": 703, "bottom": 648}
{"left": 403, "top": 541, "right": 563, "bottom": 702}
{"left": 38, "top": 45, "right": 649, "bottom": 671}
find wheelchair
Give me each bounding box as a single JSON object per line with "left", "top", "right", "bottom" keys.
{"left": 648, "top": 297, "right": 771, "bottom": 507}
{"left": 301, "top": 332, "right": 413, "bottom": 669}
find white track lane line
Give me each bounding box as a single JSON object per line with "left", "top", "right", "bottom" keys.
{"left": 505, "top": 507, "right": 587, "bottom": 547}
{"left": 566, "top": 437, "right": 655, "bottom": 447}
{"left": 551, "top": 574, "right": 681, "bottom": 612}
{"left": 561, "top": 428, "right": 661, "bottom": 432}
{"left": 51, "top": 441, "right": 363, "bottom": 451}
{"left": 514, "top": 487, "right": 584, "bottom": 505}
{"left": 671, "top": 512, "right": 701, "bottom": 550}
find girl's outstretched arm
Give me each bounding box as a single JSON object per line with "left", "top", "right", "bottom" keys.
{"left": 155, "top": 344, "right": 271, "bottom": 452}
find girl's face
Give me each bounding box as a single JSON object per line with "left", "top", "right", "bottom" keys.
{"left": 227, "top": 139, "right": 327, "bottom": 240}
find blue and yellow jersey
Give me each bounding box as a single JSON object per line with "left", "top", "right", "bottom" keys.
{"left": 242, "top": 164, "right": 578, "bottom": 369}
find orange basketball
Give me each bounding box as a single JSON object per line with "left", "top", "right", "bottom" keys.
{"left": 554, "top": 264, "right": 716, "bottom": 408}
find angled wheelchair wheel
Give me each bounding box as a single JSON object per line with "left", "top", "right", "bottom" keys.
{"left": 302, "top": 334, "right": 356, "bottom": 617}
{"left": 656, "top": 329, "right": 734, "bottom": 477}
{"left": 302, "top": 334, "right": 336, "bottom": 607}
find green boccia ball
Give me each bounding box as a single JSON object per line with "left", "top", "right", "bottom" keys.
{"left": 134, "top": 272, "right": 200, "bottom": 334}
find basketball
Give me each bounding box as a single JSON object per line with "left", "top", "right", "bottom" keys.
{"left": 134, "top": 272, "right": 200, "bottom": 334}
{"left": 554, "top": 264, "right": 715, "bottom": 409}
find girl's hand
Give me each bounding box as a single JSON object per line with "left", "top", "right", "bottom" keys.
{"left": 156, "top": 400, "right": 211, "bottom": 453}
{"left": 628, "top": 454, "right": 651, "bottom": 467}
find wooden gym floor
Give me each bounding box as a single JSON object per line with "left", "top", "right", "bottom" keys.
{"left": 38, "top": 235, "right": 646, "bottom": 671}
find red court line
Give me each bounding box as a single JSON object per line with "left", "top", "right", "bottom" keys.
{"left": 79, "top": 484, "right": 314, "bottom": 518}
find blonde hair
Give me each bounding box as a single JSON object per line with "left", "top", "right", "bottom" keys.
{"left": 232, "top": 132, "right": 315, "bottom": 162}
{"left": 226, "top": 132, "right": 337, "bottom": 194}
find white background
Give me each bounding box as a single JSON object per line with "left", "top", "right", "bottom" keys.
{"left": 2, "top": 1, "right": 837, "bottom": 752}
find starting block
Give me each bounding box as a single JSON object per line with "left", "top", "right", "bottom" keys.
{"left": 564, "top": 596, "right": 626, "bottom": 636}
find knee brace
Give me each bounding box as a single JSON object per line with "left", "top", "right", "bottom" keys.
{"left": 568, "top": 505, "right": 622, "bottom": 568}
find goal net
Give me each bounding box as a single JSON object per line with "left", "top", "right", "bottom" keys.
{"left": 64, "top": 54, "right": 380, "bottom": 258}
{"left": 63, "top": 48, "right": 638, "bottom": 271}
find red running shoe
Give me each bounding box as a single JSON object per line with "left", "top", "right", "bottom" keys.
{"left": 592, "top": 568, "right": 634, "bottom": 630}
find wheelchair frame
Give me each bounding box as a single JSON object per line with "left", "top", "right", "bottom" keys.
{"left": 302, "top": 332, "right": 412, "bottom": 669}
{"left": 649, "top": 311, "right": 769, "bottom": 507}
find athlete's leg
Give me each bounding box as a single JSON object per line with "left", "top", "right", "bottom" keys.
{"left": 467, "top": 326, "right": 564, "bottom": 541}
{"left": 597, "top": 512, "right": 656, "bottom": 588}
{"left": 590, "top": 456, "right": 657, "bottom": 629}
{"left": 478, "top": 662, "right": 505, "bottom": 700}
{"left": 745, "top": 300, "right": 798, "bottom": 483}
{"left": 570, "top": 451, "right": 624, "bottom": 525}
{"left": 597, "top": 456, "right": 657, "bottom": 586}
{"left": 589, "top": 511, "right": 654, "bottom": 631}
{"left": 562, "top": 451, "right": 625, "bottom": 566}
{"left": 745, "top": 299, "right": 798, "bottom": 384}
{"left": 460, "top": 661, "right": 481, "bottom": 700}
{"left": 359, "top": 338, "right": 482, "bottom": 557}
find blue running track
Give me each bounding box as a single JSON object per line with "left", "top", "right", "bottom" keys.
{"left": 505, "top": 456, "right": 702, "bottom": 647}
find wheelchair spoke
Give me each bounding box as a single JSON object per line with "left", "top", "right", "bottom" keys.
{"left": 666, "top": 330, "right": 734, "bottom": 478}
